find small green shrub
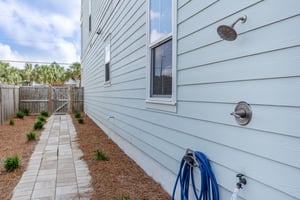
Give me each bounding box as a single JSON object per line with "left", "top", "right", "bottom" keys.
{"left": 40, "top": 110, "right": 49, "bottom": 117}
{"left": 78, "top": 118, "right": 84, "bottom": 124}
{"left": 74, "top": 112, "right": 81, "bottom": 118}
{"left": 9, "top": 119, "right": 14, "bottom": 126}
{"left": 4, "top": 155, "right": 20, "bottom": 172}
{"left": 38, "top": 115, "right": 46, "bottom": 122}
{"left": 95, "top": 149, "right": 109, "bottom": 161}
{"left": 34, "top": 120, "right": 44, "bottom": 130}
{"left": 22, "top": 108, "right": 30, "bottom": 116}
{"left": 26, "top": 131, "right": 36, "bottom": 141}
{"left": 16, "top": 111, "right": 24, "bottom": 119}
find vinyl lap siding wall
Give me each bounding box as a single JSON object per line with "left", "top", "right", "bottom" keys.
{"left": 177, "top": 0, "right": 300, "bottom": 199}
{"left": 82, "top": 0, "right": 300, "bottom": 199}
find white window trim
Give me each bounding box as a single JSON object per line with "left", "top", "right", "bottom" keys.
{"left": 146, "top": 0, "right": 177, "bottom": 113}
{"left": 104, "top": 81, "right": 111, "bottom": 87}
{"left": 88, "top": 0, "right": 91, "bottom": 15}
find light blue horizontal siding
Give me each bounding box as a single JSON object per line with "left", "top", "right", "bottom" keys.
{"left": 82, "top": 0, "right": 300, "bottom": 199}
{"left": 178, "top": 17, "right": 300, "bottom": 70}
{"left": 178, "top": 102, "right": 300, "bottom": 138}
{"left": 176, "top": 0, "right": 300, "bottom": 199}
{"left": 177, "top": 0, "right": 262, "bottom": 38}
{"left": 112, "top": 57, "right": 146, "bottom": 80}
{"left": 178, "top": 0, "right": 300, "bottom": 55}
{"left": 85, "top": 93, "right": 300, "bottom": 198}
{"left": 178, "top": 47, "right": 300, "bottom": 85}
{"left": 92, "top": 100, "right": 300, "bottom": 198}
{"left": 178, "top": 77, "right": 300, "bottom": 106}
{"left": 178, "top": 0, "right": 218, "bottom": 23}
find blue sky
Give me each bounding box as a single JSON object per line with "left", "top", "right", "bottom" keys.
{"left": 0, "top": 0, "right": 81, "bottom": 68}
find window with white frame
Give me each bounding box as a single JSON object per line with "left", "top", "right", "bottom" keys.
{"left": 148, "top": 0, "right": 174, "bottom": 100}
{"left": 104, "top": 35, "right": 111, "bottom": 83}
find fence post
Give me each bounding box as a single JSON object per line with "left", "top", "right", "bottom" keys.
{"left": 0, "top": 85, "right": 2, "bottom": 124}
{"left": 82, "top": 87, "right": 84, "bottom": 112}
{"left": 69, "top": 86, "right": 74, "bottom": 114}
{"left": 48, "top": 86, "right": 52, "bottom": 114}
{"left": 13, "top": 86, "right": 15, "bottom": 116}
{"left": 15, "top": 86, "right": 19, "bottom": 115}
{"left": 13, "top": 86, "right": 17, "bottom": 116}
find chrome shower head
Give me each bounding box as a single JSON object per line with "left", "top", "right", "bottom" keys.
{"left": 217, "top": 15, "right": 247, "bottom": 41}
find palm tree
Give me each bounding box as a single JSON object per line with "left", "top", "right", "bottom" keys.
{"left": 21, "top": 63, "right": 34, "bottom": 85}
{"left": 31, "top": 64, "right": 43, "bottom": 84}
{"left": 40, "top": 65, "right": 50, "bottom": 84}
{"left": 29, "top": 62, "right": 80, "bottom": 86}
{"left": 66, "top": 62, "right": 81, "bottom": 86}
{"left": 7, "top": 67, "right": 22, "bottom": 84}
{"left": 0, "top": 62, "right": 22, "bottom": 84}
{"left": 0, "top": 61, "right": 9, "bottom": 83}
{"left": 49, "top": 62, "right": 67, "bottom": 85}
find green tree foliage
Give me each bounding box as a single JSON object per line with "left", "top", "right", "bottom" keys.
{"left": 20, "top": 63, "right": 34, "bottom": 85}
{"left": 0, "top": 62, "right": 22, "bottom": 84}
{"left": 66, "top": 62, "right": 81, "bottom": 86}
{"left": 0, "top": 61, "right": 81, "bottom": 86}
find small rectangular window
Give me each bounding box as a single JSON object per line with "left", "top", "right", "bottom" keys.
{"left": 104, "top": 35, "right": 111, "bottom": 83}
{"left": 105, "top": 63, "right": 110, "bottom": 82}
{"left": 81, "top": 22, "right": 83, "bottom": 58}
{"left": 89, "top": 15, "right": 91, "bottom": 32}
{"left": 88, "top": 0, "right": 92, "bottom": 32}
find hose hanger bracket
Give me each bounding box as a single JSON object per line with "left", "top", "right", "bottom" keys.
{"left": 173, "top": 149, "right": 219, "bottom": 199}
{"left": 183, "top": 148, "right": 198, "bottom": 167}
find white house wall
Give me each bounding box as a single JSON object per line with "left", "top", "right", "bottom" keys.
{"left": 81, "top": 0, "right": 300, "bottom": 199}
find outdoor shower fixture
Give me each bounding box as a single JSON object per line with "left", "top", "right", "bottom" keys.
{"left": 231, "top": 101, "right": 252, "bottom": 126}
{"left": 217, "top": 15, "right": 247, "bottom": 41}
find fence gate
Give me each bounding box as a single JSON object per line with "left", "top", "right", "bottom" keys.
{"left": 51, "top": 86, "right": 69, "bottom": 114}
{"left": 19, "top": 86, "right": 84, "bottom": 115}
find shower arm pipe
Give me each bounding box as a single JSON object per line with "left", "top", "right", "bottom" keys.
{"left": 231, "top": 15, "right": 247, "bottom": 28}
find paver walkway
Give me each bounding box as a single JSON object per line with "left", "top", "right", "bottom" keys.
{"left": 12, "top": 115, "right": 92, "bottom": 200}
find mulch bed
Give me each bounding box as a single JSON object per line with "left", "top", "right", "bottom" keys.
{"left": 72, "top": 113, "right": 171, "bottom": 200}
{"left": 0, "top": 116, "right": 40, "bottom": 200}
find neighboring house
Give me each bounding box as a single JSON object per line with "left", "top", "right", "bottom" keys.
{"left": 81, "top": 0, "right": 300, "bottom": 199}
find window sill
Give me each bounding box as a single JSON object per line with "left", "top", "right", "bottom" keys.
{"left": 104, "top": 81, "right": 111, "bottom": 87}
{"left": 145, "top": 99, "right": 177, "bottom": 113}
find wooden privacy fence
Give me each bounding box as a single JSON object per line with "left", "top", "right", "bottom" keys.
{"left": 0, "top": 84, "right": 19, "bottom": 124}
{"left": 19, "top": 86, "right": 49, "bottom": 115}
{"left": 0, "top": 85, "right": 84, "bottom": 124}
{"left": 19, "top": 86, "right": 84, "bottom": 115}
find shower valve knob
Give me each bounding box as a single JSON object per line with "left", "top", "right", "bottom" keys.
{"left": 230, "top": 109, "right": 246, "bottom": 118}
{"left": 231, "top": 101, "right": 252, "bottom": 126}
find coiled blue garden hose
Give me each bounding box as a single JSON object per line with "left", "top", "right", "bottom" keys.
{"left": 172, "top": 150, "right": 219, "bottom": 200}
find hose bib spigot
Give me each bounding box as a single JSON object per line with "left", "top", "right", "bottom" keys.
{"left": 230, "top": 174, "right": 247, "bottom": 200}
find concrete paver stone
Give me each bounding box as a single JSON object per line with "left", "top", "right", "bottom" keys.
{"left": 11, "top": 115, "right": 92, "bottom": 200}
